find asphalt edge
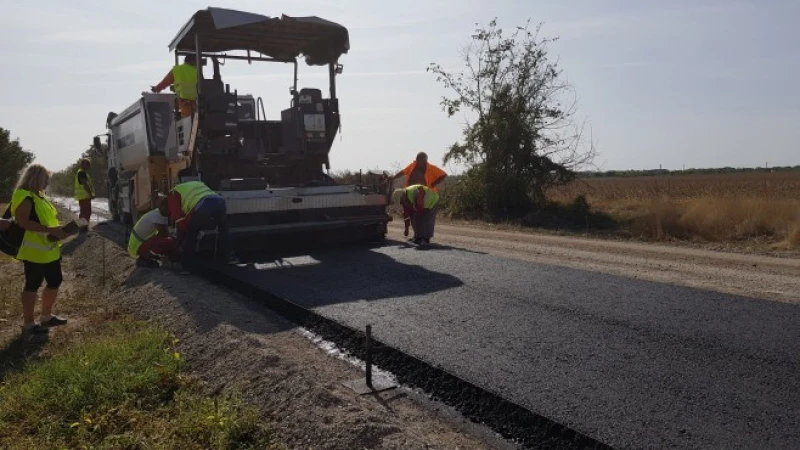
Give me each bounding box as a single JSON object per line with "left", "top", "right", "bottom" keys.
{"left": 193, "top": 260, "right": 616, "bottom": 450}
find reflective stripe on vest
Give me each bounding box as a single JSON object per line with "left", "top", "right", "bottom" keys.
{"left": 406, "top": 185, "right": 439, "bottom": 210}
{"left": 127, "top": 228, "right": 149, "bottom": 257}
{"left": 127, "top": 212, "right": 159, "bottom": 257}
{"left": 172, "top": 64, "right": 198, "bottom": 101}
{"left": 173, "top": 181, "right": 217, "bottom": 214}
{"left": 74, "top": 169, "right": 94, "bottom": 201}
{"left": 11, "top": 189, "right": 61, "bottom": 263}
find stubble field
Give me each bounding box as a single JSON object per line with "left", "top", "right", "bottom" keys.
{"left": 548, "top": 171, "right": 800, "bottom": 247}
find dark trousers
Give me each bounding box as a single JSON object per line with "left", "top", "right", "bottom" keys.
{"left": 78, "top": 199, "right": 92, "bottom": 221}
{"left": 182, "top": 196, "right": 234, "bottom": 260}
{"left": 413, "top": 205, "right": 438, "bottom": 239}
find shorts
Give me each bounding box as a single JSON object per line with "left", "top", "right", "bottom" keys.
{"left": 23, "top": 259, "right": 63, "bottom": 292}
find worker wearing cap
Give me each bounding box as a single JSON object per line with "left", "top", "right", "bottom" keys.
{"left": 128, "top": 197, "right": 179, "bottom": 268}
{"left": 393, "top": 184, "right": 440, "bottom": 246}
{"left": 74, "top": 159, "right": 95, "bottom": 226}
{"left": 389, "top": 151, "right": 447, "bottom": 193}
{"left": 167, "top": 181, "right": 239, "bottom": 265}
{"left": 151, "top": 55, "right": 199, "bottom": 118}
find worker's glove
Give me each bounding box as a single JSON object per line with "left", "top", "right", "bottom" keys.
{"left": 150, "top": 86, "right": 158, "bottom": 93}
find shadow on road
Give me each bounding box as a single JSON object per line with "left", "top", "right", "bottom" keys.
{"left": 207, "top": 239, "right": 465, "bottom": 308}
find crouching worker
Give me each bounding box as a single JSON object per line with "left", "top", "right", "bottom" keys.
{"left": 168, "top": 181, "right": 239, "bottom": 265}
{"left": 128, "top": 197, "right": 179, "bottom": 268}
{"left": 393, "top": 184, "right": 440, "bottom": 246}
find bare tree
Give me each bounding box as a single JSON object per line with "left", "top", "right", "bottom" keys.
{"left": 429, "top": 19, "right": 595, "bottom": 216}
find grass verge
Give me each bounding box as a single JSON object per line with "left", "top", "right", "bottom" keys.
{"left": 0, "top": 321, "right": 277, "bottom": 450}
{"left": 0, "top": 242, "right": 279, "bottom": 450}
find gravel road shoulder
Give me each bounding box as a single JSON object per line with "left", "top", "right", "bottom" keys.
{"left": 71, "top": 226, "right": 506, "bottom": 450}
{"left": 408, "top": 221, "right": 800, "bottom": 304}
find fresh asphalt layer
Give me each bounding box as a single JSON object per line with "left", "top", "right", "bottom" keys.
{"left": 218, "top": 240, "right": 800, "bottom": 450}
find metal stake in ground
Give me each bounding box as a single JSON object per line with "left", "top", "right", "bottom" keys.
{"left": 343, "top": 324, "right": 397, "bottom": 395}
{"left": 365, "top": 324, "right": 373, "bottom": 388}
{"left": 102, "top": 238, "right": 106, "bottom": 287}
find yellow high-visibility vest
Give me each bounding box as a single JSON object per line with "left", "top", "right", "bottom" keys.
{"left": 127, "top": 211, "right": 160, "bottom": 257}
{"left": 11, "top": 189, "right": 61, "bottom": 263}
{"left": 74, "top": 169, "right": 94, "bottom": 201}
{"left": 173, "top": 181, "right": 216, "bottom": 214}
{"left": 172, "top": 64, "right": 198, "bottom": 101}
{"left": 406, "top": 184, "right": 440, "bottom": 210}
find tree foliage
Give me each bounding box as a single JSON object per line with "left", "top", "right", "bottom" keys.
{"left": 429, "top": 19, "right": 595, "bottom": 218}
{"left": 0, "top": 127, "right": 35, "bottom": 201}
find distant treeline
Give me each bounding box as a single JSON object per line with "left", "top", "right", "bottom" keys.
{"left": 578, "top": 166, "right": 800, "bottom": 178}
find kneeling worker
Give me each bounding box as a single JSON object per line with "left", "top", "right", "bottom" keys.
{"left": 168, "top": 180, "right": 239, "bottom": 265}
{"left": 393, "top": 184, "right": 440, "bottom": 246}
{"left": 128, "top": 197, "right": 179, "bottom": 267}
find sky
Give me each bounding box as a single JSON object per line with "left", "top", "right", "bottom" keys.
{"left": 0, "top": 0, "right": 798, "bottom": 174}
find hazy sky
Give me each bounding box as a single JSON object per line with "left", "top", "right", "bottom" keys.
{"left": 1, "top": 0, "right": 797, "bottom": 173}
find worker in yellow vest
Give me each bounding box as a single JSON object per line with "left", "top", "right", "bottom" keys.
{"left": 151, "top": 54, "right": 199, "bottom": 118}
{"left": 74, "top": 159, "right": 94, "bottom": 225}
{"left": 392, "top": 184, "right": 440, "bottom": 247}
{"left": 128, "top": 197, "right": 179, "bottom": 268}
{"left": 11, "top": 164, "right": 70, "bottom": 334}
{"left": 167, "top": 181, "right": 239, "bottom": 265}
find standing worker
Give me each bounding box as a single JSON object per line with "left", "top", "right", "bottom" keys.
{"left": 168, "top": 180, "right": 239, "bottom": 265}
{"left": 389, "top": 151, "right": 448, "bottom": 192}
{"left": 128, "top": 197, "right": 179, "bottom": 268}
{"left": 12, "top": 164, "right": 70, "bottom": 334}
{"left": 74, "top": 158, "right": 94, "bottom": 227}
{"left": 151, "top": 54, "right": 199, "bottom": 118}
{"left": 393, "top": 184, "right": 440, "bottom": 246}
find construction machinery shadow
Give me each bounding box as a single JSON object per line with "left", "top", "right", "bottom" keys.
{"left": 197, "top": 239, "right": 465, "bottom": 309}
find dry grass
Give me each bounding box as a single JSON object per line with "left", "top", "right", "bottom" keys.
{"left": 548, "top": 172, "right": 800, "bottom": 246}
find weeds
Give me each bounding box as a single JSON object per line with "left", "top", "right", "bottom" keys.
{"left": 0, "top": 323, "right": 276, "bottom": 450}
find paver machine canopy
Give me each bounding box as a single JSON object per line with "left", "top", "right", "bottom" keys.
{"left": 169, "top": 7, "right": 351, "bottom": 189}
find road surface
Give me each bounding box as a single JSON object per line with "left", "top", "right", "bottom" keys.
{"left": 212, "top": 222, "right": 800, "bottom": 450}
{"left": 77, "top": 200, "right": 800, "bottom": 448}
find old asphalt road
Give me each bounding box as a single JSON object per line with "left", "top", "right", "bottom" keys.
{"left": 209, "top": 225, "right": 800, "bottom": 450}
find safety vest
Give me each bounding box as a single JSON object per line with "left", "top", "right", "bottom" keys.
{"left": 11, "top": 189, "right": 60, "bottom": 263}
{"left": 406, "top": 184, "right": 439, "bottom": 210}
{"left": 74, "top": 169, "right": 94, "bottom": 201}
{"left": 172, "top": 64, "right": 198, "bottom": 101}
{"left": 173, "top": 181, "right": 217, "bottom": 214}
{"left": 127, "top": 211, "right": 159, "bottom": 258}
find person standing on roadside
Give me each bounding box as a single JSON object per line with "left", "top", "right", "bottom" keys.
{"left": 74, "top": 158, "right": 94, "bottom": 227}
{"left": 12, "top": 164, "right": 70, "bottom": 334}
{"left": 389, "top": 151, "right": 448, "bottom": 192}
{"left": 388, "top": 152, "right": 447, "bottom": 241}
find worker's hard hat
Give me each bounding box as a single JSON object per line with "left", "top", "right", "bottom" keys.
{"left": 392, "top": 188, "right": 406, "bottom": 205}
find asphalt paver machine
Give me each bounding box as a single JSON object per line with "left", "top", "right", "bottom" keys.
{"left": 102, "top": 7, "right": 390, "bottom": 249}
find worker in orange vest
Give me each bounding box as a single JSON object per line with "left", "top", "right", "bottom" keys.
{"left": 389, "top": 151, "right": 447, "bottom": 192}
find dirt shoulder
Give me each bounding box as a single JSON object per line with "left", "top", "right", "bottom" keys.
{"left": 407, "top": 221, "right": 800, "bottom": 304}
{"left": 69, "top": 226, "right": 505, "bottom": 450}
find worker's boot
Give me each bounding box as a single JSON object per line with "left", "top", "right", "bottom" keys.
{"left": 136, "top": 257, "right": 160, "bottom": 268}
